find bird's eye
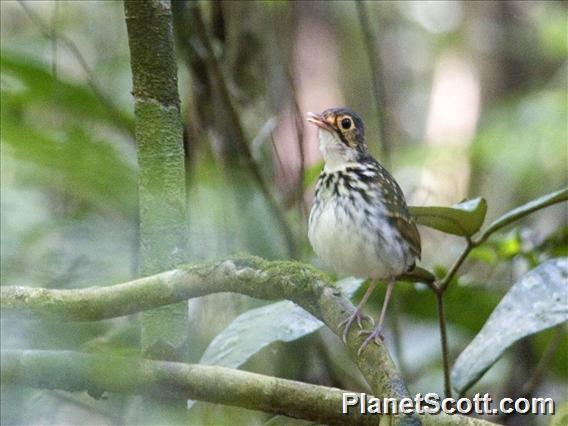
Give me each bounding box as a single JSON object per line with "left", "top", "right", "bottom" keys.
{"left": 340, "top": 117, "right": 352, "bottom": 130}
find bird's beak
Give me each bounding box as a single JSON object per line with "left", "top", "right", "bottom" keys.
{"left": 307, "top": 112, "right": 333, "bottom": 130}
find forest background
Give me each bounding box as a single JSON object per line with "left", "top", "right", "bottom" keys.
{"left": 1, "top": 1, "right": 567, "bottom": 425}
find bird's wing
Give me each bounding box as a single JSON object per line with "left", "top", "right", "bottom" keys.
{"left": 371, "top": 160, "right": 422, "bottom": 259}
{"left": 389, "top": 215, "right": 421, "bottom": 260}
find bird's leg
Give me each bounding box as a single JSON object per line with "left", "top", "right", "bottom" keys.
{"left": 337, "top": 280, "right": 377, "bottom": 343}
{"left": 357, "top": 279, "right": 395, "bottom": 356}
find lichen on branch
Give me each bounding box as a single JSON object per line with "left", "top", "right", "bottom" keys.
{"left": 2, "top": 256, "right": 405, "bottom": 401}
{"left": 1, "top": 256, "right": 498, "bottom": 425}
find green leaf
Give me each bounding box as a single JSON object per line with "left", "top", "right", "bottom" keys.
{"left": 452, "top": 258, "right": 568, "bottom": 394}
{"left": 1, "top": 121, "right": 137, "bottom": 216}
{"left": 302, "top": 160, "right": 324, "bottom": 189}
{"left": 469, "top": 246, "right": 498, "bottom": 265}
{"left": 409, "top": 197, "right": 487, "bottom": 237}
{"left": 199, "top": 300, "right": 323, "bottom": 369}
{"left": 198, "top": 277, "right": 363, "bottom": 369}
{"left": 188, "top": 278, "right": 364, "bottom": 409}
{"left": 1, "top": 51, "right": 133, "bottom": 134}
{"left": 550, "top": 401, "right": 568, "bottom": 426}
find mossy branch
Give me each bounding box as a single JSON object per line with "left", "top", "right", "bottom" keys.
{"left": 1, "top": 256, "right": 405, "bottom": 401}
{"left": 124, "top": 0, "right": 189, "bottom": 359}
{"left": 0, "top": 350, "right": 374, "bottom": 425}
{"left": 2, "top": 256, "right": 497, "bottom": 425}
{"left": 1, "top": 350, "right": 495, "bottom": 426}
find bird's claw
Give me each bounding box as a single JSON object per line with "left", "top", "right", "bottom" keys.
{"left": 338, "top": 310, "right": 374, "bottom": 343}
{"left": 357, "top": 327, "right": 385, "bottom": 356}
{"left": 356, "top": 312, "right": 374, "bottom": 329}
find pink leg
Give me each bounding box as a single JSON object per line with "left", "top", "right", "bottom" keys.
{"left": 337, "top": 280, "right": 377, "bottom": 343}
{"left": 358, "top": 279, "right": 395, "bottom": 356}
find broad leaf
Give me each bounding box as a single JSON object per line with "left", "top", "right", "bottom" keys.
{"left": 410, "top": 197, "right": 487, "bottom": 237}
{"left": 188, "top": 278, "right": 364, "bottom": 408}
{"left": 199, "top": 300, "right": 323, "bottom": 368}
{"left": 187, "top": 278, "right": 364, "bottom": 409}
{"left": 452, "top": 258, "right": 568, "bottom": 394}
{"left": 199, "top": 277, "right": 363, "bottom": 368}
{"left": 1, "top": 51, "right": 133, "bottom": 133}
{"left": 1, "top": 122, "right": 137, "bottom": 216}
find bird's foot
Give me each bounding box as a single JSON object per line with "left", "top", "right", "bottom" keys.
{"left": 357, "top": 326, "right": 385, "bottom": 356}
{"left": 338, "top": 309, "right": 374, "bottom": 343}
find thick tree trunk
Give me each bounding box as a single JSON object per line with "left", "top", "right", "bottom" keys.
{"left": 123, "top": 0, "right": 188, "bottom": 361}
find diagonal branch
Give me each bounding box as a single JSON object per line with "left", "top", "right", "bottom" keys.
{"left": 355, "top": 1, "right": 392, "bottom": 167}
{"left": 17, "top": 0, "right": 134, "bottom": 135}
{"left": 188, "top": 4, "right": 297, "bottom": 258}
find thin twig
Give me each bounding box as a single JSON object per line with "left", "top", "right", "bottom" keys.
{"left": 355, "top": 1, "right": 391, "bottom": 167}
{"left": 474, "top": 187, "right": 568, "bottom": 246}
{"left": 288, "top": 68, "right": 309, "bottom": 219}
{"left": 436, "top": 292, "right": 452, "bottom": 398}
{"left": 17, "top": 0, "right": 134, "bottom": 135}
{"left": 439, "top": 239, "right": 473, "bottom": 293}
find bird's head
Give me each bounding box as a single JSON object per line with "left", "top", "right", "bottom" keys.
{"left": 307, "top": 108, "right": 367, "bottom": 170}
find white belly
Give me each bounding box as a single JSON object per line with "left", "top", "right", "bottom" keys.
{"left": 308, "top": 197, "right": 408, "bottom": 279}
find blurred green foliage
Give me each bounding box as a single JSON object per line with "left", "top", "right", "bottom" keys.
{"left": 1, "top": 1, "right": 566, "bottom": 425}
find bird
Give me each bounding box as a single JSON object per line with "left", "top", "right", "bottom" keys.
{"left": 307, "top": 107, "right": 421, "bottom": 355}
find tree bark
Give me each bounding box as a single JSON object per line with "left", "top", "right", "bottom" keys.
{"left": 123, "top": 0, "right": 188, "bottom": 361}
{"left": 1, "top": 350, "right": 378, "bottom": 426}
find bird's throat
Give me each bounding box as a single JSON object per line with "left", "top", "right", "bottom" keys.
{"left": 318, "top": 129, "right": 359, "bottom": 172}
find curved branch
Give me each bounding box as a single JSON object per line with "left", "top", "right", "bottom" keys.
{"left": 2, "top": 257, "right": 498, "bottom": 425}
{"left": 1, "top": 256, "right": 406, "bottom": 400}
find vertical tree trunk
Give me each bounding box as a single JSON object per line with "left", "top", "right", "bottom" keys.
{"left": 123, "top": 0, "right": 188, "bottom": 361}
